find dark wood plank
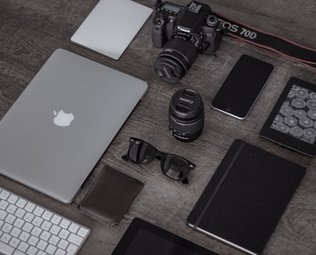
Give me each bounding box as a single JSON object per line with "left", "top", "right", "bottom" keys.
{"left": 0, "top": 0, "right": 315, "bottom": 254}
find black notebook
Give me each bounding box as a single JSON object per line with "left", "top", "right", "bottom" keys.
{"left": 187, "top": 139, "right": 306, "bottom": 255}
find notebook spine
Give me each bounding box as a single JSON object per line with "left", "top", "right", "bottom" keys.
{"left": 187, "top": 140, "right": 245, "bottom": 228}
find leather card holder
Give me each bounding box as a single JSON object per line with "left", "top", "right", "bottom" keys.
{"left": 79, "top": 165, "right": 144, "bottom": 226}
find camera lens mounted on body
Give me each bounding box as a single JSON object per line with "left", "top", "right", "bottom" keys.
{"left": 154, "top": 36, "right": 199, "bottom": 83}
{"left": 152, "top": 1, "right": 223, "bottom": 83}
{"left": 169, "top": 88, "right": 204, "bottom": 142}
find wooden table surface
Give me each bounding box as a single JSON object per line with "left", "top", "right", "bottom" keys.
{"left": 0, "top": 0, "right": 315, "bottom": 254}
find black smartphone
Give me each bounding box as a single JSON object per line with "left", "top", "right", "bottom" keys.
{"left": 211, "top": 55, "right": 274, "bottom": 119}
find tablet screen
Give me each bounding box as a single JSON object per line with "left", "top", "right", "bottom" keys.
{"left": 112, "top": 218, "right": 219, "bottom": 255}
{"left": 124, "top": 229, "right": 201, "bottom": 255}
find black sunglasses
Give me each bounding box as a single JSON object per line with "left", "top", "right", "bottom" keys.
{"left": 122, "top": 137, "right": 195, "bottom": 184}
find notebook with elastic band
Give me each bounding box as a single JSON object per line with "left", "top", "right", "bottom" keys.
{"left": 187, "top": 139, "right": 306, "bottom": 255}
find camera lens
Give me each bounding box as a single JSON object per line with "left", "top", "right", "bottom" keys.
{"left": 154, "top": 37, "right": 199, "bottom": 83}
{"left": 169, "top": 88, "right": 204, "bottom": 142}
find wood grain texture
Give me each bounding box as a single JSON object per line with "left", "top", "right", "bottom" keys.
{"left": 0, "top": 0, "right": 315, "bottom": 254}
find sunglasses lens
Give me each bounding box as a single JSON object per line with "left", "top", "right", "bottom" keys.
{"left": 128, "top": 140, "right": 156, "bottom": 163}
{"left": 162, "top": 155, "right": 190, "bottom": 180}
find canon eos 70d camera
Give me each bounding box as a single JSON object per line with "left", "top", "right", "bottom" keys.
{"left": 152, "top": 0, "right": 223, "bottom": 83}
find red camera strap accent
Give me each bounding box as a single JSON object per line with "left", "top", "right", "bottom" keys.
{"left": 214, "top": 12, "right": 316, "bottom": 69}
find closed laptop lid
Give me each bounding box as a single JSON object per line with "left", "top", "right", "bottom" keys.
{"left": 0, "top": 49, "right": 148, "bottom": 203}
{"left": 71, "top": 0, "right": 152, "bottom": 60}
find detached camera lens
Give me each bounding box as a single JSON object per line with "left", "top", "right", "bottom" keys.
{"left": 169, "top": 88, "right": 204, "bottom": 142}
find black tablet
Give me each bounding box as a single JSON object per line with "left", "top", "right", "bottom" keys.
{"left": 111, "top": 218, "right": 219, "bottom": 255}
{"left": 260, "top": 77, "right": 316, "bottom": 156}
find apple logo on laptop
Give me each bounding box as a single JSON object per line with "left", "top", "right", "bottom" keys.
{"left": 53, "top": 110, "right": 74, "bottom": 127}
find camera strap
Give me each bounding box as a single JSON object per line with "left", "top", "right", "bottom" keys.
{"left": 215, "top": 13, "right": 316, "bottom": 69}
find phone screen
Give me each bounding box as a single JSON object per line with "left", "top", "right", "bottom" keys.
{"left": 212, "top": 55, "right": 273, "bottom": 119}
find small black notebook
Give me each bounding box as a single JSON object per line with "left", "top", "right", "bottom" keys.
{"left": 187, "top": 139, "right": 306, "bottom": 255}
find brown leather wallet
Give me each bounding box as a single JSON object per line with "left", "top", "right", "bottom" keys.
{"left": 79, "top": 165, "right": 144, "bottom": 225}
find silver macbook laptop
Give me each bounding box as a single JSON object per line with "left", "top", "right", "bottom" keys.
{"left": 71, "top": 0, "right": 152, "bottom": 60}
{"left": 0, "top": 49, "right": 148, "bottom": 203}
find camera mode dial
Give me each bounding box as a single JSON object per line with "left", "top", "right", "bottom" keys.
{"left": 206, "top": 15, "right": 218, "bottom": 27}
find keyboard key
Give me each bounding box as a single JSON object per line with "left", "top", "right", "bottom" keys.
{"left": 50, "top": 225, "right": 61, "bottom": 235}
{"left": 16, "top": 198, "right": 27, "bottom": 208}
{"left": 32, "top": 216, "right": 43, "bottom": 227}
{"left": 31, "top": 226, "right": 42, "bottom": 237}
{"left": 67, "top": 243, "right": 79, "bottom": 255}
{"left": 59, "top": 229, "right": 70, "bottom": 239}
{"left": 22, "top": 222, "right": 34, "bottom": 232}
{"left": 58, "top": 239, "right": 69, "bottom": 249}
{"left": 0, "top": 210, "right": 8, "bottom": 220}
{"left": 40, "top": 230, "right": 51, "bottom": 241}
{"left": 1, "top": 233, "right": 12, "bottom": 243}
{"left": 9, "top": 237, "right": 21, "bottom": 248}
{"left": 69, "top": 223, "right": 80, "bottom": 233}
{"left": 15, "top": 208, "right": 26, "bottom": 218}
{"left": 60, "top": 218, "right": 70, "bottom": 229}
{"left": 27, "top": 236, "right": 39, "bottom": 246}
{"left": 19, "top": 231, "right": 30, "bottom": 242}
{"left": 6, "top": 204, "right": 17, "bottom": 214}
{"left": 56, "top": 248, "right": 66, "bottom": 255}
{"left": 14, "top": 218, "right": 25, "bottom": 228}
{"left": 24, "top": 212, "right": 34, "bottom": 222}
{"left": 5, "top": 214, "right": 16, "bottom": 225}
{"left": 37, "top": 239, "right": 48, "bottom": 250}
{"left": 0, "top": 190, "right": 10, "bottom": 200}
{"left": 24, "top": 202, "right": 35, "bottom": 212}
{"left": 33, "top": 206, "right": 44, "bottom": 217}
{"left": 49, "top": 235, "right": 60, "bottom": 246}
{"left": 51, "top": 215, "right": 62, "bottom": 225}
{"left": 13, "top": 250, "right": 25, "bottom": 255}
{"left": 10, "top": 227, "right": 22, "bottom": 237}
{"left": 8, "top": 194, "right": 19, "bottom": 204}
{"left": 46, "top": 243, "right": 57, "bottom": 254}
{"left": 3, "top": 223, "right": 13, "bottom": 233}
{"left": 77, "top": 227, "right": 89, "bottom": 238}
{"left": 68, "top": 233, "right": 83, "bottom": 246}
{"left": 26, "top": 246, "right": 38, "bottom": 255}
{"left": 0, "top": 200, "right": 9, "bottom": 210}
{"left": 41, "top": 220, "right": 52, "bottom": 231}
{"left": 17, "top": 241, "right": 29, "bottom": 252}
{"left": 42, "top": 211, "right": 53, "bottom": 221}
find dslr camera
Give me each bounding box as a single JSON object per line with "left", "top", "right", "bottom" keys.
{"left": 152, "top": 0, "right": 223, "bottom": 83}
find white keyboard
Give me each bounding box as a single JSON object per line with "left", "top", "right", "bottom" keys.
{"left": 0, "top": 187, "right": 90, "bottom": 255}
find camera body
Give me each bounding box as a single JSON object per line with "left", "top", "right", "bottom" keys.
{"left": 169, "top": 88, "right": 204, "bottom": 142}
{"left": 152, "top": 0, "right": 223, "bottom": 83}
